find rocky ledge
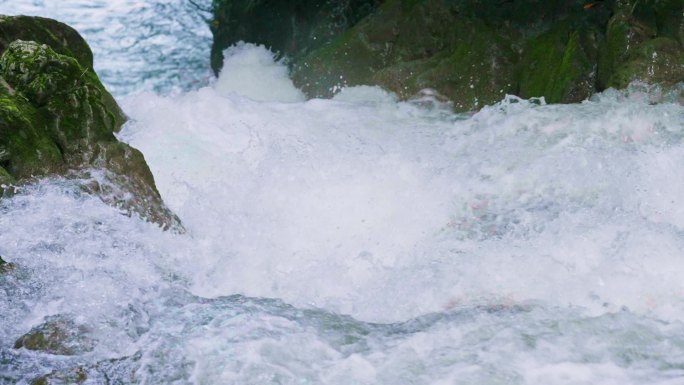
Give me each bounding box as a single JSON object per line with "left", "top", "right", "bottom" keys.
{"left": 0, "top": 16, "right": 180, "bottom": 230}
{"left": 211, "top": 0, "right": 684, "bottom": 111}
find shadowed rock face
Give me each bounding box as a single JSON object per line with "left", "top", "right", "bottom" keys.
{"left": 211, "top": 0, "right": 683, "bottom": 111}
{"left": 0, "top": 16, "right": 181, "bottom": 230}
{"left": 210, "top": 0, "right": 383, "bottom": 74}
{"left": 0, "top": 15, "right": 94, "bottom": 70}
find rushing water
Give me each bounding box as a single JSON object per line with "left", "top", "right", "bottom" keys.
{"left": 2, "top": 2, "right": 684, "bottom": 385}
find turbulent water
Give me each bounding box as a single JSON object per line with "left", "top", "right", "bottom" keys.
{"left": 2, "top": 2, "right": 684, "bottom": 385}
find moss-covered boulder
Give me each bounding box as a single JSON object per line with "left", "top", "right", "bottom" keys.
{"left": 210, "top": 0, "right": 382, "bottom": 75}
{"left": 0, "top": 18, "right": 180, "bottom": 230}
{"left": 519, "top": 23, "right": 599, "bottom": 103}
{"left": 608, "top": 37, "right": 684, "bottom": 88}
{"left": 0, "top": 16, "right": 93, "bottom": 70}
{"left": 290, "top": 0, "right": 521, "bottom": 111}
{"left": 14, "top": 316, "right": 95, "bottom": 356}
{"left": 211, "top": 0, "right": 684, "bottom": 110}
{"left": 221, "top": 0, "right": 611, "bottom": 109}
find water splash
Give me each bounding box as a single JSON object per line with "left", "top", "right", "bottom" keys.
{"left": 0, "top": 0, "right": 214, "bottom": 95}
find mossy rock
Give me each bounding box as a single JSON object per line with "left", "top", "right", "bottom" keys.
{"left": 29, "top": 352, "right": 141, "bottom": 385}
{"left": 608, "top": 37, "right": 684, "bottom": 88}
{"left": 0, "top": 37, "right": 180, "bottom": 230}
{"left": 651, "top": 0, "right": 684, "bottom": 44}
{"left": 598, "top": 9, "right": 656, "bottom": 89}
{"left": 519, "top": 23, "right": 598, "bottom": 103}
{"left": 14, "top": 316, "right": 95, "bottom": 356}
{"left": 210, "top": 0, "right": 382, "bottom": 74}
{"left": 292, "top": 0, "right": 518, "bottom": 110}
{"left": 0, "top": 75, "right": 64, "bottom": 179}
{"left": 212, "top": 0, "right": 679, "bottom": 109}
{"left": 371, "top": 20, "right": 518, "bottom": 110}
{"left": 31, "top": 368, "right": 87, "bottom": 385}
{"left": 0, "top": 16, "right": 93, "bottom": 70}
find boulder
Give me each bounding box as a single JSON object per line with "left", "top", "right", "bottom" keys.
{"left": 0, "top": 17, "right": 181, "bottom": 230}
{"left": 518, "top": 22, "right": 599, "bottom": 103}
{"left": 210, "top": 0, "right": 382, "bottom": 75}
{"left": 14, "top": 316, "right": 95, "bottom": 356}
{"left": 291, "top": 0, "right": 520, "bottom": 111}
{"left": 0, "top": 16, "right": 93, "bottom": 70}
{"left": 211, "top": 0, "right": 684, "bottom": 110}
{"left": 607, "top": 37, "right": 684, "bottom": 88}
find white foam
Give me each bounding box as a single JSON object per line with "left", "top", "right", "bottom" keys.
{"left": 1, "top": 28, "right": 684, "bottom": 384}
{"left": 119, "top": 46, "right": 684, "bottom": 324}
{"left": 215, "top": 42, "right": 305, "bottom": 102}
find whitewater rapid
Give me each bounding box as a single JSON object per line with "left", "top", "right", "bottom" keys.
{"left": 2, "top": 2, "right": 684, "bottom": 384}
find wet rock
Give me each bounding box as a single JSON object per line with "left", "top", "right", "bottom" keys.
{"left": 14, "top": 316, "right": 95, "bottom": 356}
{"left": 31, "top": 367, "right": 87, "bottom": 385}
{"left": 519, "top": 22, "right": 599, "bottom": 103}
{"left": 0, "top": 15, "right": 93, "bottom": 70}
{"left": 608, "top": 37, "right": 684, "bottom": 89}
{"left": 0, "top": 165, "right": 15, "bottom": 196}
{"left": 0, "top": 20, "right": 181, "bottom": 230}
{"left": 211, "top": 0, "right": 683, "bottom": 110}
{"left": 598, "top": 6, "right": 656, "bottom": 89}
{"left": 0, "top": 255, "right": 16, "bottom": 273}
{"left": 30, "top": 352, "right": 141, "bottom": 385}
{"left": 210, "top": 0, "right": 382, "bottom": 75}
{"left": 291, "top": 0, "right": 520, "bottom": 111}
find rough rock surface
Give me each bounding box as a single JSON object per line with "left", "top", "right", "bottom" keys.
{"left": 14, "top": 316, "right": 95, "bottom": 356}
{"left": 211, "top": 0, "right": 684, "bottom": 111}
{"left": 0, "top": 16, "right": 180, "bottom": 230}
{"left": 210, "top": 0, "right": 382, "bottom": 75}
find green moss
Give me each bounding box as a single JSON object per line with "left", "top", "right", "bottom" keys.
{"left": 598, "top": 9, "right": 656, "bottom": 89}
{"left": 519, "top": 24, "right": 596, "bottom": 103}
{"left": 0, "top": 15, "right": 93, "bottom": 69}
{"left": 0, "top": 21, "right": 177, "bottom": 230}
{"left": 13, "top": 316, "right": 94, "bottom": 356}
{"left": 0, "top": 78, "right": 64, "bottom": 178}
{"left": 292, "top": 1, "right": 518, "bottom": 110}
{"left": 608, "top": 37, "right": 684, "bottom": 88}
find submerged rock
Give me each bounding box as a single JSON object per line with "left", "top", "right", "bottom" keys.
{"left": 0, "top": 16, "right": 181, "bottom": 230}
{"left": 31, "top": 368, "right": 87, "bottom": 385}
{"left": 30, "top": 352, "right": 141, "bottom": 385}
{"left": 0, "top": 255, "right": 16, "bottom": 273}
{"left": 14, "top": 316, "right": 95, "bottom": 356}
{"left": 608, "top": 37, "right": 684, "bottom": 88}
